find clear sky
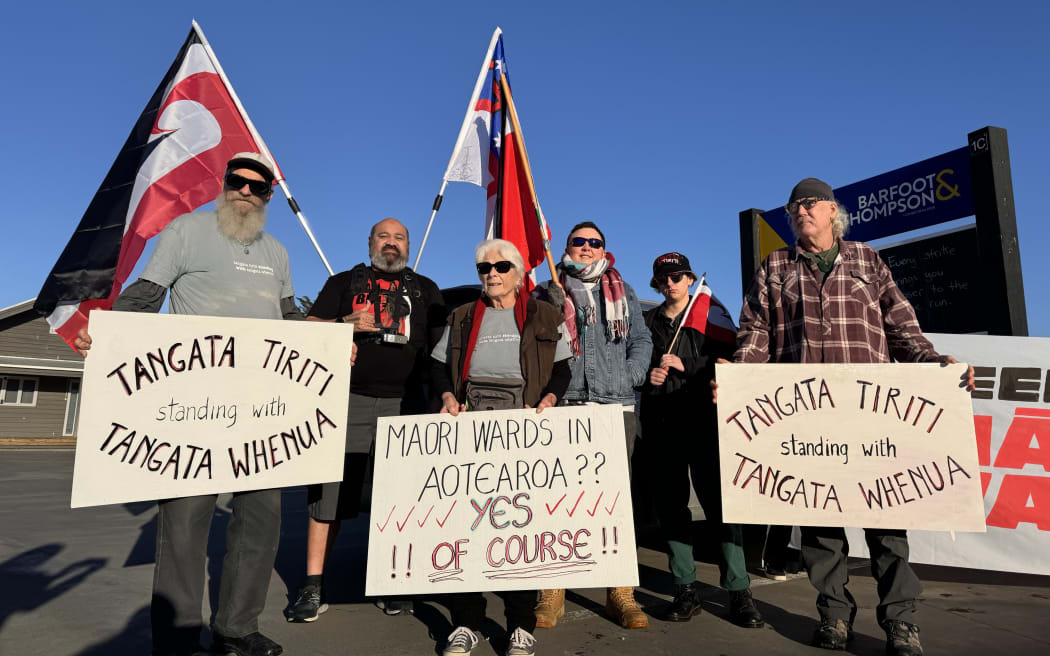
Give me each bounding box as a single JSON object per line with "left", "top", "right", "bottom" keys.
{"left": 2, "top": 1, "right": 1047, "bottom": 335}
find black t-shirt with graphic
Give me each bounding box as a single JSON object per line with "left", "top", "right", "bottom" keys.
{"left": 309, "top": 266, "right": 446, "bottom": 397}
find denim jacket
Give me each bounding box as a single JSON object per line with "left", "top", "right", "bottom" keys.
{"left": 535, "top": 279, "right": 653, "bottom": 405}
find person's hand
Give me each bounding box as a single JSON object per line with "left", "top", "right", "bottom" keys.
{"left": 710, "top": 357, "right": 730, "bottom": 403}
{"left": 940, "top": 355, "right": 976, "bottom": 392}
{"left": 344, "top": 302, "right": 380, "bottom": 332}
{"left": 350, "top": 343, "right": 358, "bottom": 368}
{"left": 531, "top": 393, "right": 557, "bottom": 413}
{"left": 439, "top": 392, "right": 464, "bottom": 416}
{"left": 649, "top": 367, "right": 668, "bottom": 386}
{"left": 660, "top": 354, "right": 684, "bottom": 372}
{"left": 74, "top": 328, "right": 92, "bottom": 356}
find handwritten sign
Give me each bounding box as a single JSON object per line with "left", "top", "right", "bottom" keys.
{"left": 70, "top": 311, "right": 353, "bottom": 508}
{"left": 365, "top": 405, "right": 639, "bottom": 596}
{"left": 715, "top": 363, "right": 986, "bottom": 531}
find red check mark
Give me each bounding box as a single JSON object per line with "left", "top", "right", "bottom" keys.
{"left": 417, "top": 505, "right": 434, "bottom": 528}
{"left": 566, "top": 490, "right": 586, "bottom": 517}
{"left": 604, "top": 491, "right": 621, "bottom": 516}
{"left": 435, "top": 500, "right": 457, "bottom": 528}
{"left": 586, "top": 491, "right": 604, "bottom": 517}
{"left": 396, "top": 506, "right": 416, "bottom": 532}
{"left": 375, "top": 506, "right": 395, "bottom": 533}
{"left": 545, "top": 494, "right": 567, "bottom": 515}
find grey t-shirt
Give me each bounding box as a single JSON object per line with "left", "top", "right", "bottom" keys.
{"left": 432, "top": 306, "right": 572, "bottom": 379}
{"left": 141, "top": 211, "right": 294, "bottom": 319}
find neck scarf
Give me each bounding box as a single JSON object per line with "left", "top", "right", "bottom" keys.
{"left": 557, "top": 252, "right": 628, "bottom": 357}
{"left": 460, "top": 292, "right": 528, "bottom": 383}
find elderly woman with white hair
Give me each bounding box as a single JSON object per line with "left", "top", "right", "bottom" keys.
{"left": 429, "top": 238, "right": 573, "bottom": 656}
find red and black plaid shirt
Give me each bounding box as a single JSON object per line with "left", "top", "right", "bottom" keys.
{"left": 735, "top": 240, "right": 940, "bottom": 364}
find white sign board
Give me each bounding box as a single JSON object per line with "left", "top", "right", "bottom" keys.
{"left": 715, "top": 362, "right": 985, "bottom": 531}
{"left": 366, "top": 405, "right": 639, "bottom": 596}
{"left": 845, "top": 334, "right": 1050, "bottom": 575}
{"left": 71, "top": 311, "right": 353, "bottom": 508}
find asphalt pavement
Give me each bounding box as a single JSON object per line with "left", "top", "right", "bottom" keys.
{"left": 2, "top": 449, "right": 1049, "bottom": 656}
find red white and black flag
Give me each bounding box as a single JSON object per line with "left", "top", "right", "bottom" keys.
{"left": 34, "top": 22, "right": 276, "bottom": 349}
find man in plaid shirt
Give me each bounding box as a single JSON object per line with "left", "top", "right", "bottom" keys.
{"left": 729, "top": 177, "right": 974, "bottom": 656}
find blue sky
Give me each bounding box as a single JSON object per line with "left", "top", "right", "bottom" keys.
{"left": 2, "top": 1, "right": 1047, "bottom": 335}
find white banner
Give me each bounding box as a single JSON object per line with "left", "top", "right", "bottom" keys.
{"left": 845, "top": 334, "right": 1050, "bottom": 575}
{"left": 71, "top": 311, "right": 353, "bottom": 508}
{"left": 715, "top": 362, "right": 985, "bottom": 531}
{"left": 365, "top": 405, "right": 639, "bottom": 596}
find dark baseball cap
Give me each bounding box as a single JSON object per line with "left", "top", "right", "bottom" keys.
{"left": 650, "top": 252, "right": 696, "bottom": 287}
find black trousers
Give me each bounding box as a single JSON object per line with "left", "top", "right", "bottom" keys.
{"left": 446, "top": 590, "right": 538, "bottom": 634}
{"left": 151, "top": 489, "right": 281, "bottom": 651}
{"left": 801, "top": 526, "right": 921, "bottom": 626}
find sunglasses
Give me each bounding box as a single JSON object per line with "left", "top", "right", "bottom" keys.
{"left": 569, "top": 237, "right": 605, "bottom": 249}
{"left": 225, "top": 172, "right": 271, "bottom": 196}
{"left": 656, "top": 272, "right": 687, "bottom": 285}
{"left": 785, "top": 197, "right": 827, "bottom": 214}
{"left": 476, "top": 261, "right": 515, "bottom": 275}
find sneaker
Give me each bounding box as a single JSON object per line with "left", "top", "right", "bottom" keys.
{"left": 884, "top": 620, "right": 923, "bottom": 656}
{"left": 376, "top": 596, "right": 414, "bottom": 616}
{"left": 662, "top": 582, "right": 702, "bottom": 622}
{"left": 506, "top": 627, "right": 536, "bottom": 656}
{"left": 211, "top": 631, "right": 283, "bottom": 656}
{"left": 284, "top": 583, "right": 328, "bottom": 622}
{"left": 812, "top": 618, "right": 853, "bottom": 650}
{"left": 443, "top": 626, "right": 480, "bottom": 655}
{"left": 764, "top": 564, "right": 788, "bottom": 581}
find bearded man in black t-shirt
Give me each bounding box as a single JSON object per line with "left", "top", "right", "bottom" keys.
{"left": 284, "top": 217, "right": 446, "bottom": 623}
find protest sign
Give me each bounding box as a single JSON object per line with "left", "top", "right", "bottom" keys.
{"left": 844, "top": 334, "right": 1050, "bottom": 575}
{"left": 715, "top": 362, "right": 985, "bottom": 531}
{"left": 365, "top": 404, "right": 638, "bottom": 596}
{"left": 70, "top": 311, "right": 353, "bottom": 508}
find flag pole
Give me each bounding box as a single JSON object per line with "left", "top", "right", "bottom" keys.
{"left": 413, "top": 27, "right": 503, "bottom": 272}
{"left": 192, "top": 20, "right": 334, "bottom": 276}
{"left": 667, "top": 273, "right": 706, "bottom": 354}
{"left": 497, "top": 74, "right": 562, "bottom": 287}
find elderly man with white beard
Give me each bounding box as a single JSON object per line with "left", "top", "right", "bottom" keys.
{"left": 75, "top": 153, "right": 302, "bottom": 656}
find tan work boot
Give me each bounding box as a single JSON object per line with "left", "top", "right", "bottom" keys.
{"left": 534, "top": 588, "right": 566, "bottom": 628}
{"left": 605, "top": 586, "right": 648, "bottom": 629}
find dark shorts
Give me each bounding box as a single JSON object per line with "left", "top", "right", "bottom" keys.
{"left": 307, "top": 393, "right": 401, "bottom": 521}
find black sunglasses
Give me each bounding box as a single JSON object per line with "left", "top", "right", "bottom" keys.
{"left": 656, "top": 272, "right": 687, "bottom": 285}
{"left": 225, "top": 172, "right": 271, "bottom": 196}
{"left": 569, "top": 237, "right": 604, "bottom": 249}
{"left": 785, "top": 197, "right": 827, "bottom": 214}
{"left": 476, "top": 261, "right": 515, "bottom": 275}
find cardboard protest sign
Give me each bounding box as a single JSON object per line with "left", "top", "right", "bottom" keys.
{"left": 70, "top": 311, "right": 353, "bottom": 508}
{"left": 715, "top": 363, "right": 985, "bottom": 531}
{"left": 365, "top": 404, "right": 638, "bottom": 596}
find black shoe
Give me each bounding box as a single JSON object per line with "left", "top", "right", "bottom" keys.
{"left": 375, "top": 596, "right": 414, "bottom": 616}
{"left": 728, "top": 589, "right": 765, "bottom": 628}
{"left": 884, "top": 620, "right": 923, "bottom": 656}
{"left": 211, "top": 632, "right": 283, "bottom": 656}
{"left": 662, "top": 582, "right": 702, "bottom": 622}
{"left": 284, "top": 582, "right": 328, "bottom": 622}
{"left": 812, "top": 618, "right": 853, "bottom": 650}
{"left": 764, "top": 564, "right": 788, "bottom": 581}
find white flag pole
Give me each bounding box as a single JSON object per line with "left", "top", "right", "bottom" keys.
{"left": 192, "top": 20, "right": 334, "bottom": 276}
{"left": 413, "top": 27, "right": 502, "bottom": 272}
{"left": 667, "top": 273, "right": 707, "bottom": 354}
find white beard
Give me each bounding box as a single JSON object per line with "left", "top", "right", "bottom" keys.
{"left": 215, "top": 193, "right": 267, "bottom": 243}
{"left": 370, "top": 249, "right": 408, "bottom": 273}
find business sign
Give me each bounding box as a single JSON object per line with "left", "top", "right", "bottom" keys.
{"left": 365, "top": 405, "right": 639, "bottom": 595}
{"left": 756, "top": 147, "right": 973, "bottom": 260}
{"left": 846, "top": 334, "right": 1050, "bottom": 575}
{"left": 71, "top": 311, "right": 354, "bottom": 508}
{"left": 715, "top": 362, "right": 985, "bottom": 531}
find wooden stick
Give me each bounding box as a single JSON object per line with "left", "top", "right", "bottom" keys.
{"left": 498, "top": 74, "right": 563, "bottom": 288}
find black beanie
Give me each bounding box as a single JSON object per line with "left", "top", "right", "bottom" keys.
{"left": 788, "top": 177, "right": 834, "bottom": 204}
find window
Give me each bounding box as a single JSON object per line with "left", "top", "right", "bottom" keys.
{"left": 0, "top": 376, "right": 38, "bottom": 407}
{"left": 64, "top": 379, "right": 81, "bottom": 436}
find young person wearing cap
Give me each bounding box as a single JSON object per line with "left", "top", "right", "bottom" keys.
{"left": 532, "top": 221, "right": 653, "bottom": 630}
{"left": 75, "top": 153, "right": 300, "bottom": 656}
{"left": 640, "top": 252, "right": 764, "bottom": 628}
{"left": 720, "top": 178, "right": 975, "bottom": 656}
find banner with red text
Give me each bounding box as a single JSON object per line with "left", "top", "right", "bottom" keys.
{"left": 844, "top": 334, "right": 1050, "bottom": 575}
{"left": 715, "top": 362, "right": 985, "bottom": 531}
{"left": 365, "top": 405, "right": 638, "bottom": 595}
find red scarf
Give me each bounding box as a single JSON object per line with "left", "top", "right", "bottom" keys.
{"left": 460, "top": 293, "right": 528, "bottom": 383}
